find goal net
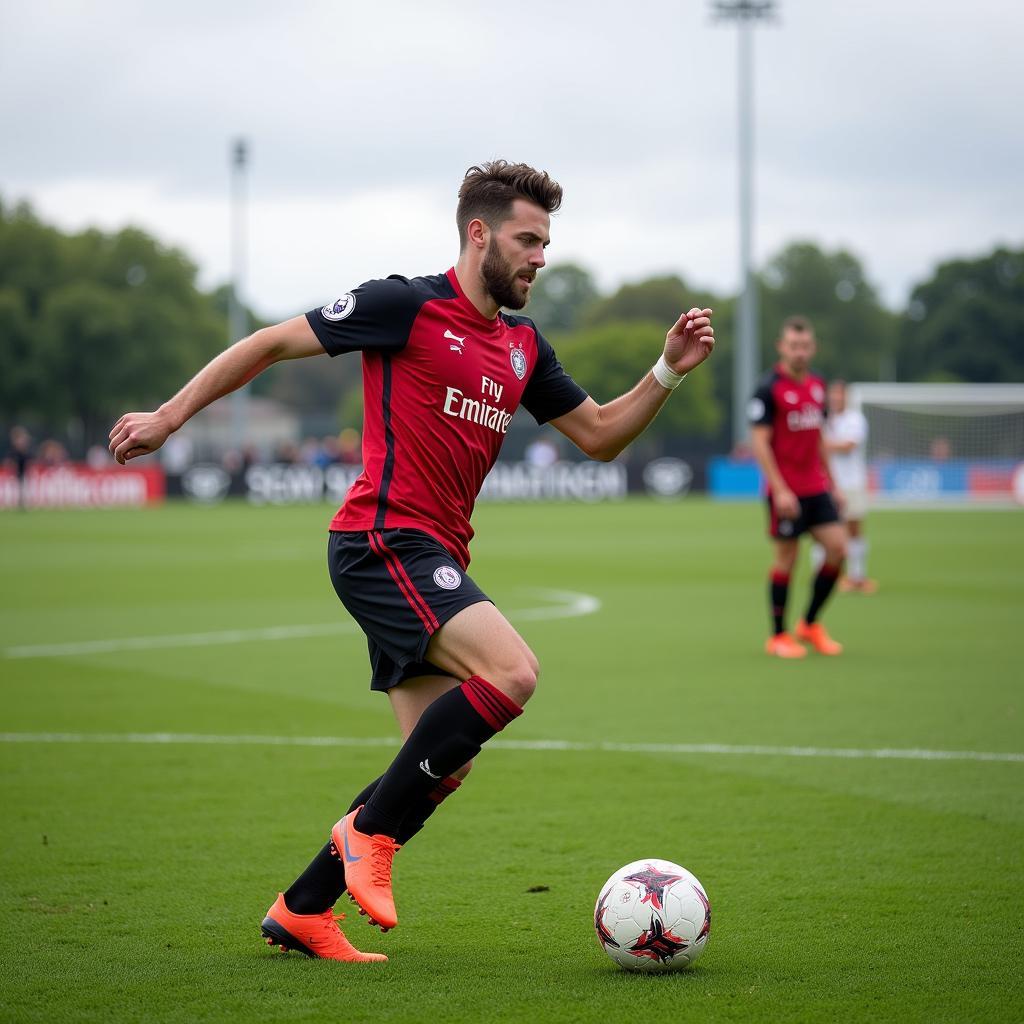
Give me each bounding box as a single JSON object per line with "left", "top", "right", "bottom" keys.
{"left": 847, "top": 383, "right": 1024, "bottom": 507}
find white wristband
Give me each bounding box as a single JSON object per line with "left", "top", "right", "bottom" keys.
{"left": 652, "top": 354, "right": 687, "bottom": 390}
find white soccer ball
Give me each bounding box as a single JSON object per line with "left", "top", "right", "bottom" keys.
{"left": 594, "top": 858, "right": 711, "bottom": 971}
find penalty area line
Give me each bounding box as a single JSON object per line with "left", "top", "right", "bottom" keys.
{"left": 0, "top": 732, "right": 1020, "bottom": 764}
{"left": 2, "top": 589, "right": 601, "bottom": 660}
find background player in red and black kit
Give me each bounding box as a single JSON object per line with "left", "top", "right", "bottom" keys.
{"left": 749, "top": 316, "right": 846, "bottom": 659}
{"left": 109, "top": 160, "right": 715, "bottom": 962}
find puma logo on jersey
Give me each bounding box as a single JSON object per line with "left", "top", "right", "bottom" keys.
{"left": 444, "top": 329, "right": 466, "bottom": 354}
{"left": 419, "top": 759, "right": 441, "bottom": 779}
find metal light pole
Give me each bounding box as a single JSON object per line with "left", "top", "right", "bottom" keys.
{"left": 712, "top": 1, "right": 775, "bottom": 450}
{"left": 228, "top": 138, "right": 249, "bottom": 452}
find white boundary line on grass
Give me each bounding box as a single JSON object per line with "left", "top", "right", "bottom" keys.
{"left": 2, "top": 589, "right": 601, "bottom": 660}
{"left": 0, "top": 731, "right": 1020, "bottom": 763}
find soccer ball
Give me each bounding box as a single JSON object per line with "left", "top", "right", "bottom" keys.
{"left": 594, "top": 858, "right": 711, "bottom": 971}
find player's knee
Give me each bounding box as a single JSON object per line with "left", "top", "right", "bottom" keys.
{"left": 451, "top": 759, "right": 473, "bottom": 781}
{"left": 826, "top": 540, "right": 847, "bottom": 565}
{"left": 773, "top": 554, "right": 797, "bottom": 575}
{"left": 501, "top": 653, "right": 539, "bottom": 707}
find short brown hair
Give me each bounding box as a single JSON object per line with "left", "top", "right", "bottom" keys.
{"left": 457, "top": 160, "right": 562, "bottom": 248}
{"left": 779, "top": 315, "right": 814, "bottom": 337}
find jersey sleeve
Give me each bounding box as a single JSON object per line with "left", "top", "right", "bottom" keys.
{"left": 747, "top": 379, "right": 775, "bottom": 427}
{"left": 305, "top": 276, "right": 423, "bottom": 357}
{"left": 520, "top": 330, "right": 589, "bottom": 425}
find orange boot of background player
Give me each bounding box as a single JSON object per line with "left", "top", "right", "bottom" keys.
{"left": 765, "top": 632, "right": 807, "bottom": 659}
{"left": 795, "top": 620, "right": 843, "bottom": 655}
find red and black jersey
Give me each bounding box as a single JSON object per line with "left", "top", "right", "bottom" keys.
{"left": 305, "top": 268, "right": 588, "bottom": 568}
{"left": 748, "top": 364, "right": 830, "bottom": 497}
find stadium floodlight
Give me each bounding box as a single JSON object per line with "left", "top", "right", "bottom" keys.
{"left": 712, "top": 0, "right": 777, "bottom": 450}
{"left": 848, "top": 383, "right": 1024, "bottom": 507}
{"left": 229, "top": 138, "right": 250, "bottom": 451}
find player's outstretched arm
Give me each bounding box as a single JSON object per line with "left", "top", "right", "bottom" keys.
{"left": 548, "top": 307, "right": 715, "bottom": 462}
{"left": 109, "top": 316, "right": 324, "bottom": 464}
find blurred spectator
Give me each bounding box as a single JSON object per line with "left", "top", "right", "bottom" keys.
{"left": 37, "top": 439, "right": 69, "bottom": 467}
{"left": 525, "top": 437, "right": 559, "bottom": 467}
{"left": 275, "top": 441, "right": 302, "bottom": 464}
{"left": 8, "top": 426, "right": 33, "bottom": 509}
{"left": 338, "top": 428, "right": 361, "bottom": 465}
{"left": 300, "top": 437, "right": 321, "bottom": 466}
{"left": 161, "top": 433, "right": 194, "bottom": 474}
{"left": 319, "top": 435, "right": 343, "bottom": 466}
{"left": 930, "top": 436, "right": 952, "bottom": 461}
{"left": 86, "top": 445, "right": 109, "bottom": 469}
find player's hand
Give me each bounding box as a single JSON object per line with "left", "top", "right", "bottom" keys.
{"left": 773, "top": 487, "right": 800, "bottom": 520}
{"left": 664, "top": 308, "right": 715, "bottom": 376}
{"left": 108, "top": 410, "right": 174, "bottom": 465}
{"left": 832, "top": 487, "right": 846, "bottom": 516}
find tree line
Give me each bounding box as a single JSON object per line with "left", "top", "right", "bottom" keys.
{"left": 1, "top": 196, "right": 1021, "bottom": 454}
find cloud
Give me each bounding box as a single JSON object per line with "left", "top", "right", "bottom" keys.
{"left": 2, "top": 0, "right": 1021, "bottom": 316}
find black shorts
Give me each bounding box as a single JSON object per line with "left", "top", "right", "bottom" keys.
{"left": 767, "top": 491, "right": 840, "bottom": 540}
{"left": 328, "top": 528, "right": 491, "bottom": 692}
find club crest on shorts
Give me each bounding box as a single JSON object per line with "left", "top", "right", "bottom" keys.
{"left": 510, "top": 343, "right": 527, "bottom": 381}
{"left": 321, "top": 293, "right": 356, "bottom": 321}
{"left": 433, "top": 565, "right": 462, "bottom": 590}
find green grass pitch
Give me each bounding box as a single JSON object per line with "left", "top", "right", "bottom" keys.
{"left": 2, "top": 499, "right": 1022, "bottom": 1023}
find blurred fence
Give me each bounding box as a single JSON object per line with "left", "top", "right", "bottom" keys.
{"left": 6, "top": 456, "right": 1021, "bottom": 509}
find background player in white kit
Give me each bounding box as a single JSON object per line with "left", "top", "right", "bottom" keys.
{"left": 824, "top": 380, "right": 877, "bottom": 593}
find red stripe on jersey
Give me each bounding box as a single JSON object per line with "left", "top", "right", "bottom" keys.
{"left": 368, "top": 531, "right": 440, "bottom": 634}
{"left": 330, "top": 271, "right": 545, "bottom": 569}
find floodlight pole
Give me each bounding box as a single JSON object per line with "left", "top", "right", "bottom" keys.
{"left": 228, "top": 138, "right": 249, "bottom": 453}
{"left": 713, "top": 1, "right": 775, "bottom": 450}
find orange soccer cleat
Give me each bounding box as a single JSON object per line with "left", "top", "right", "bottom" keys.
{"left": 840, "top": 577, "right": 879, "bottom": 594}
{"left": 260, "top": 893, "right": 387, "bottom": 962}
{"left": 795, "top": 620, "right": 843, "bottom": 655}
{"left": 332, "top": 808, "right": 400, "bottom": 931}
{"left": 765, "top": 632, "right": 807, "bottom": 659}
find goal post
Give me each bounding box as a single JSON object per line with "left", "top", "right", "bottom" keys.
{"left": 846, "top": 383, "right": 1024, "bottom": 507}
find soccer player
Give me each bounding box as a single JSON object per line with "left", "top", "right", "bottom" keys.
{"left": 748, "top": 316, "right": 846, "bottom": 659}
{"left": 823, "top": 380, "right": 877, "bottom": 593}
{"left": 108, "top": 160, "right": 716, "bottom": 962}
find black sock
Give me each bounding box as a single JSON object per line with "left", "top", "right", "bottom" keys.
{"left": 398, "top": 775, "right": 462, "bottom": 845}
{"left": 770, "top": 570, "right": 790, "bottom": 635}
{"left": 805, "top": 564, "right": 841, "bottom": 624}
{"left": 355, "top": 676, "right": 520, "bottom": 838}
{"left": 283, "top": 775, "right": 383, "bottom": 915}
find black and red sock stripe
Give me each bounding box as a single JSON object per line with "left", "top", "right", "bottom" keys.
{"left": 428, "top": 775, "right": 462, "bottom": 805}
{"left": 368, "top": 530, "right": 440, "bottom": 634}
{"left": 461, "top": 675, "right": 522, "bottom": 732}
{"left": 770, "top": 569, "right": 791, "bottom": 636}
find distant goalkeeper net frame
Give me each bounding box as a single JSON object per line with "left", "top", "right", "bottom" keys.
{"left": 847, "top": 383, "right": 1024, "bottom": 508}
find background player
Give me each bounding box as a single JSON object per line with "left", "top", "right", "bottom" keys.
{"left": 107, "top": 160, "right": 715, "bottom": 962}
{"left": 823, "top": 380, "right": 877, "bottom": 592}
{"left": 749, "top": 316, "right": 846, "bottom": 659}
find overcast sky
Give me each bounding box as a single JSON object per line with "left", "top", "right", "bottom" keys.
{"left": 2, "top": 0, "right": 1021, "bottom": 320}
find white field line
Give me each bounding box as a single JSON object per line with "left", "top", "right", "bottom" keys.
{"left": 2, "top": 588, "right": 601, "bottom": 660}
{"left": 0, "top": 732, "right": 1020, "bottom": 764}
